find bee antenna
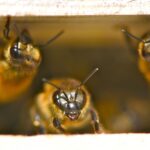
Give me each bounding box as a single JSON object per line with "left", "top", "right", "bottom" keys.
{"left": 79, "top": 67, "right": 99, "bottom": 88}
{"left": 38, "top": 30, "right": 64, "bottom": 48}
{"left": 74, "top": 68, "right": 99, "bottom": 101}
{"left": 42, "top": 78, "right": 61, "bottom": 90}
{"left": 121, "top": 29, "right": 144, "bottom": 42}
{"left": 78, "top": 68, "right": 99, "bottom": 88}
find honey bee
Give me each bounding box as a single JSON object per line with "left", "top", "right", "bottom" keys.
{"left": 122, "top": 29, "right": 150, "bottom": 83}
{"left": 0, "top": 17, "right": 64, "bottom": 102}
{"left": 30, "top": 68, "right": 103, "bottom": 134}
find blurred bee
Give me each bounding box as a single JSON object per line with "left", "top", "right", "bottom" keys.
{"left": 122, "top": 29, "right": 150, "bottom": 83}
{"left": 30, "top": 68, "right": 103, "bottom": 134}
{"left": 0, "top": 17, "right": 64, "bottom": 102}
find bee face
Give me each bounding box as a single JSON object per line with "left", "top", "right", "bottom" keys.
{"left": 2, "top": 17, "right": 63, "bottom": 72}
{"left": 53, "top": 89, "right": 86, "bottom": 120}
{"left": 5, "top": 38, "right": 41, "bottom": 70}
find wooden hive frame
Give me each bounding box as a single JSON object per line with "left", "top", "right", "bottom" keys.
{"left": 0, "top": 1, "right": 150, "bottom": 150}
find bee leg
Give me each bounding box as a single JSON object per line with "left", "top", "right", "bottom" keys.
{"left": 3, "top": 16, "right": 11, "bottom": 40}
{"left": 53, "top": 118, "right": 65, "bottom": 133}
{"left": 36, "top": 124, "right": 46, "bottom": 134}
{"left": 90, "top": 108, "right": 103, "bottom": 133}
{"left": 33, "top": 114, "right": 46, "bottom": 134}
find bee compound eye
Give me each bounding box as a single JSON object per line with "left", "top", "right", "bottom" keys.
{"left": 10, "top": 43, "right": 22, "bottom": 59}
{"left": 53, "top": 90, "right": 69, "bottom": 111}
{"left": 75, "top": 90, "right": 86, "bottom": 109}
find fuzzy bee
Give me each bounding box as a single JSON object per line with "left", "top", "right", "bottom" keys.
{"left": 30, "top": 68, "right": 103, "bottom": 134}
{"left": 0, "top": 17, "right": 64, "bottom": 102}
{"left": 122, "top": 29, "right": 150, "bottom": 84}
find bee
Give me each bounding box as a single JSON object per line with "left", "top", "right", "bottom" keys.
{"left": 30, "top": 68, "right": 103, "bottom": 134}
{"left": 122, "top": 29, "right": 150, "bottom": 83}
{"left": 0, "top": 17, "right": 64, "bottom": 102}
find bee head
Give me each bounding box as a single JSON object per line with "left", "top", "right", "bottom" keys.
{"left": 4, "top": 21, "right": 64, "bottom": 71}
{"left": 122, "top": 29, "right": 150, "bottom": 62}
{"left": 42, "top": 67, "right": 99, "bottom": 121}
{"left": 5, "top": 29, "right": 41, "bottom": 70}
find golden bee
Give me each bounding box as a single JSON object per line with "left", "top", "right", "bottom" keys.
{"left": 122, "top": 29, "right": 150, "bottom": 83}
{"left": 30, "top": 68, "right": 103, "bottom": 134}
{"left": 0, "top": 17, "right": 64, "bottom": 102}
